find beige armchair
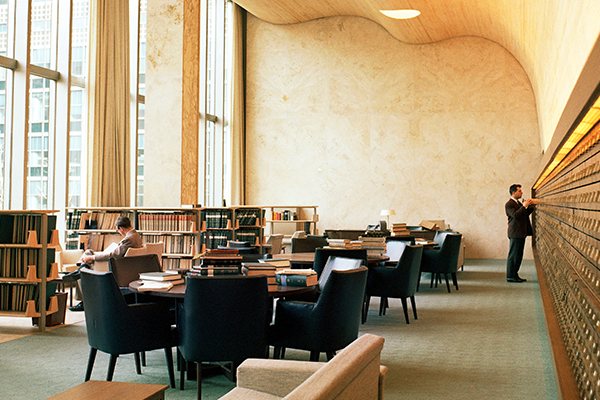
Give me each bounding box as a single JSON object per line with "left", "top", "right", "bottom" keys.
{"left": 219, "top": 334, "right": 387, "bottom": 400}
{"left": 58, "top": 249, "right": 84, "bottom": 273}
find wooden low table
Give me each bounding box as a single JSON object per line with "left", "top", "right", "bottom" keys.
{"left": 47, "top": 381, "right": 169, "bottom": 400}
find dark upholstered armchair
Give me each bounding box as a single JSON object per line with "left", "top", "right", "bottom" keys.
{"left": 79, "top": 268, "right": 176, "bottom": 387}
{"left": 109, "top": 254, "right": 162, "bottom": 300}
{"left": 364, "top": 245, "right": 424, "bottom": 324}
{"left": 178, "top": 275, "right": 270, "bottom": 398}
{"left": 313, "top": 248, "right": 368, "bottom": 278}
{"left": 419, "top": 232, "right": 462, "bottom": 293}
{"left": 270, "top": 266, "right": 368, "bottom": 362}
{"left": 290, "top": 236, "right": 328, "bottom": 253}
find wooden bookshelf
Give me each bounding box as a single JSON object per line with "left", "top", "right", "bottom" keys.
{"left": 0, "top": 210, "right": 60, "bottom": 331}
{"left": 65, "top": 207, "right": 201, "bottom": 270}
{"left": 263, "top": 205, "right": 319, "bottom": 238}
{"left": 200, "top": 206, "right": 267, "bottom": 252}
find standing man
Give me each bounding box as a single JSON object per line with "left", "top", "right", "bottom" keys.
{"left": 64, "top": 216, "right": 143, "bottom": 311}
{"left": 505, "top": 184, "right": 539, "bottom": 282}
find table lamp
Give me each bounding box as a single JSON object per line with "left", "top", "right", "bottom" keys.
{"left": 380, "top": 209, "right": 396, "bottom": 227}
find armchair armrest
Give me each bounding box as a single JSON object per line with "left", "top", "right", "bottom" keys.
{"left": 236, "top": 358, "right": 324, "bottom": 398}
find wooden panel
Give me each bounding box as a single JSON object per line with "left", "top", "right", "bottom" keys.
{"left": 534, "top": 138, "right": 600, "bottom": 398}
{"left": 181, "top": 0, "right": 201, "bottom": 205}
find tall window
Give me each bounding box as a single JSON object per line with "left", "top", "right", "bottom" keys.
{"left": 136, "top": 0, "right": 146, "bottom": 206}
{"left": 202, "top": 0, "right": 233, "bottom": 206}
{"left": 68, "top": 0, "right": 89, "bottom": 207}
{"left": 0, "top": 0, "right": 10, "bottom": 208}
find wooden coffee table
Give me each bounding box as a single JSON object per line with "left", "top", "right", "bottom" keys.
{"left": 47, "top": 380, "right": 168, "bottom": 400}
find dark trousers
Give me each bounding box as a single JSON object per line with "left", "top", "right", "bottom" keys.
{"left": 507, "top": 237, "right": 526, "bottom": 278}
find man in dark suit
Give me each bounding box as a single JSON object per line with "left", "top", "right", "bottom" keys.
{"left": 505, "top": 184, "right": 539, "bottom": 282}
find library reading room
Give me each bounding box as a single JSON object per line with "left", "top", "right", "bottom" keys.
{"left": 2, "top": 0, "right": 600, "bottom": 399}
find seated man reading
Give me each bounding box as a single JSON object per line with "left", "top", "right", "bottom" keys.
{"left": 64, "top": 216, "right": 143, "bottom": 311}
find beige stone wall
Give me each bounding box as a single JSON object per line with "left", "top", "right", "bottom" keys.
{"left": 144, "top": 0, "right": 184, "bottom": 207}
{"left": 245, "top": 16, "right": 542, "bottom": 259}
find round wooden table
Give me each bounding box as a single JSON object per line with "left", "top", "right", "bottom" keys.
{"left": 128, "top": 279, "right": 317, "bottom": 298}
{"left": 276, "top": 252, "right": 389, "bottom": 266}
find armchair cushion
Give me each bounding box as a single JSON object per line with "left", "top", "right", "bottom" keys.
{"left": 220, "top": 334, "right": 386, "bottom": 400}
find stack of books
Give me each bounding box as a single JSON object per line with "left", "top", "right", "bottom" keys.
{"left": 275, "top": 269, "right": 318, "bottom": 287}
{"left": 392, "top": 223, "right": 411, "bottom": 236}
{"left": 188, "top": 248, "right": 242, "bottom": 276}
{"left": 241, "top": 262, "right": 277, "bottom": 288}
{"left": 137, "top": 271, "right": 184, "bottom": 291}
{"left": 324, "top": 238, "right": 360, "bottom": 249}
{"left": 356, "top": 236, "right": 387, "bottom": 259}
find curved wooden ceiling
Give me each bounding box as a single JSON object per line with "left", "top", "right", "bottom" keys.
{"left": 232, "top": 0, "right": 521, "bottom": 45}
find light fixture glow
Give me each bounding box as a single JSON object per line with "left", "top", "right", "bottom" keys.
{"left": 380, "top": 9, "right": 421, "bottom": 20}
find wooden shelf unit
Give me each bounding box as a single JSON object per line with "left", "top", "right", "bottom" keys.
{"left": 534, "top": 137, "right": 600, "bottom": 398}
{"left": 0, "top": 210, "right": 60, "bottom": 331}
{"left": 263, "top": 205, "right": 319, "bottom": 238}
{"left": 65, "top": 207, "right": 201, "bottom": 270}
{"left": 200, "top": 206, "right": 266, "bottom": 252}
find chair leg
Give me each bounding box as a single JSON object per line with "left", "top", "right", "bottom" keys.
{"left": 134, "top": 353, "right": 142, "bottom": 375}
{"left": 417, "top": 271, "right": 421, "bottom": 291}
{"left": 196, "top": 361, "right": 202, "bottom": 400}
{"left": 378, "top": 297, "right": 386, "bottom": 316}
{"left": 85, "top": 348, "right": 97, "bottom": 382}
{"left": 107, "top": 354, "right": 118, "bottom": 381}
{"left": 400, "top": 297, "right": 410, "bottom": 324}
{"left": 309, "top": 351, "right": 320, "bottom": 362}
{"left": 179, "top": 351, "right": 186, "bottom": 390}
{"left": 141, "top": 351, "right": 146, "bottom": 366}
{"left": 165, "top": 348, "right": 175, "bottom": 389}
{"left": 325, "top": 351, "right": 335, "bottom": 361}
{"left": 281, "top": 347, "right": 286, "bottom": 359}
{"left": 444, "top": 273, "right": 451, "bottom": 293}
{"left": 430, "top": 273, "right": 435, "bottom": 288}
{"left": 273, "top": 346, "right": 282, "bottom": 359}
{"left": 362, "top": 296, "right": 371, "bottom": 323}
{"left": 410, "top": 295, "right": 418, "bottom": 320}
{"left": 452, "top": 272, "right": 459, "bottom": 290}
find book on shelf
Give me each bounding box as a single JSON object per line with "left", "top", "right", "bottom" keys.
{"left": 275, "top": 269, "right": 318, "bottom": 287}
{"left": 138, "top": 271, "right": 182, "bottom": 281}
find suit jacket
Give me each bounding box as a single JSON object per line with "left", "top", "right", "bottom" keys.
{"left": 93, "top": 229, "right": 143, "bottom": 261}
{"left": 505, "top": 198, "right": 534, "bottom": 239}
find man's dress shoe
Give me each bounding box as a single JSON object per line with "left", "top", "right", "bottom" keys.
{"left": 69, "top": 302, "right": 84, "bottom": 312}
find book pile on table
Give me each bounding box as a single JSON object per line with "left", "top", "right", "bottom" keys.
{"left": 188, "top": 248, "right": 242, "bottom": 276}
{"left": 241, "top": 262, "right": 277, "bottom": 289}
{"left": 391, "top": 223, "right": 411, "bottom": 236}
{"left": 137, "top": 271, "right": 184, "bottom": 291}
{"left": 275, "top": 269, "right": 318, "bottom": 287}
{"left": 324, "top": 238, "right": 360, "bottom": 249}
{"left": 356, "top": 236, "right": 387, "bottom": 259}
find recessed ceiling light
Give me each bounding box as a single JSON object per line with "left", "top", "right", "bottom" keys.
{"left": 380, "top": 9, "right": 421, "bottom": 20}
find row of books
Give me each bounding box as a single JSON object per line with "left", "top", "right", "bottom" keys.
{"left": 201, "top": 231, "right": 233, "bottom": 249}
{"left": 235, "top": 209, "right": 263, "bottom": 226}
{"left": 161, "top": 258, "right": 194, "bottom": 270}
{"left": 137, "top": 213, "right": 196, "bottom": 232}
{"left": 66, "top": 210, "right": 133, "bottom": 231}
{"left": 0, "top": 248, "right": 55, "bottom": 280}
{"left": 235, "top": 228, "right": 262, "bottom": 245}
{"left": 0, "top": 282, "right": 38, "bottom": 312}
{"left": 0, "top": 214, "right": 57, "bottom": 245}
{"left": 201, "top": 209, "right": 233, "bottom": 229}
{"left": 143, "top": 234, "right": 196, "bottom": 255}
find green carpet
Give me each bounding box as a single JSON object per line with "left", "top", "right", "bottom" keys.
{"left": 0, "top": 259, "right": 557, "bottom": 399}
